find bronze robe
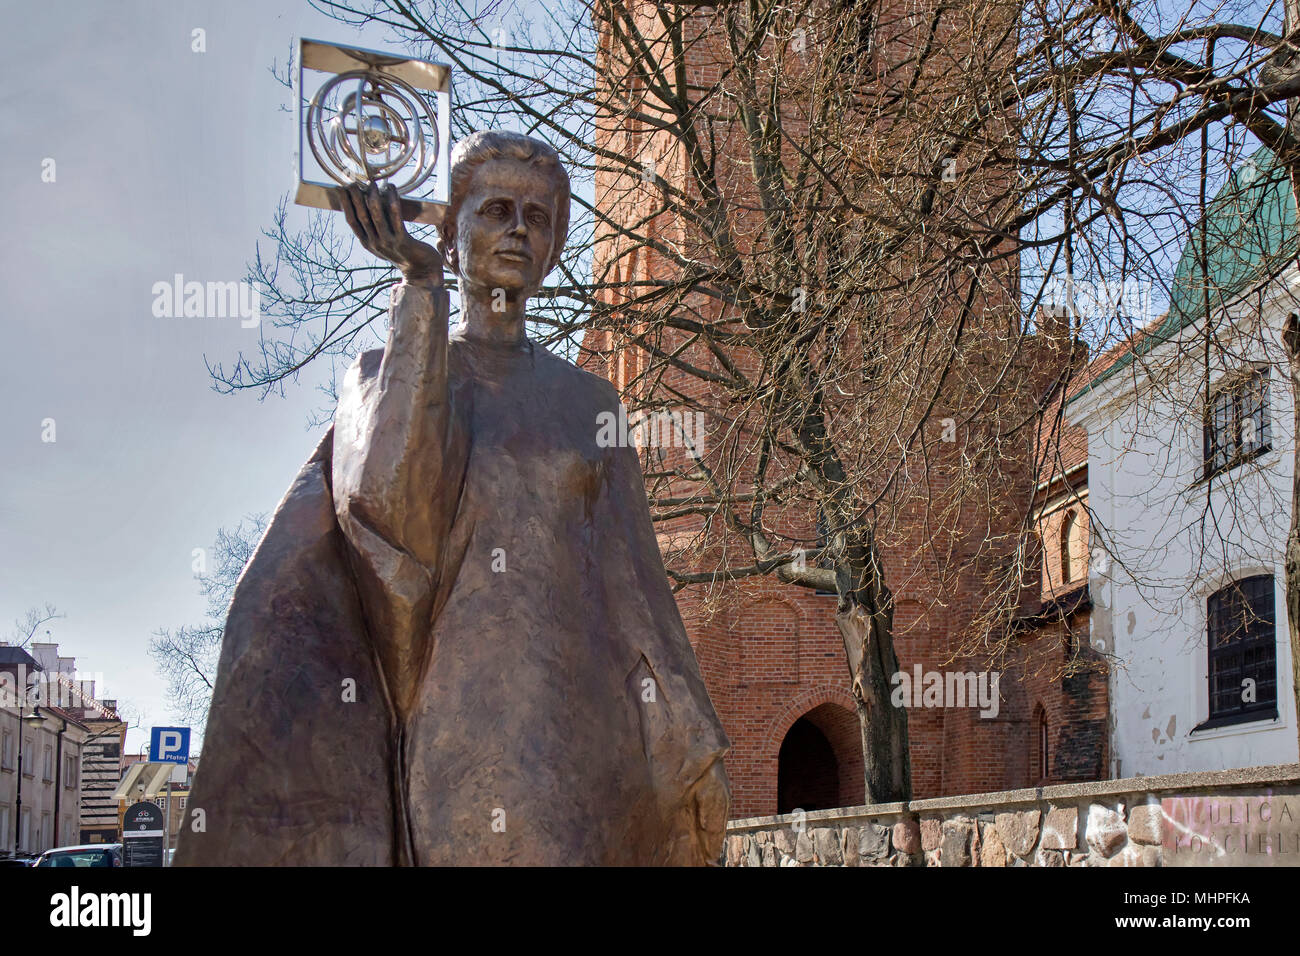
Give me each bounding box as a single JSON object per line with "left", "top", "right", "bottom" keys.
{"left": 176, "top": 283, "right": 730, "bottom": 866}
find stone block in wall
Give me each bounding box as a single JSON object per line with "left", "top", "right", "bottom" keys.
{"left": 840, "top": 826, "right": 859, "bottom": 867}
{"left": 1034, "top": 847, "right": 1065, "bottom": 867}
{"left": 1085, "top": 804, "right": 1128, "bottom": 859}
{"left": 774, "top": 828, "right": 797, "bottom": 857}
{"left": 746, "top": 838, "right": 762, "bottom": 868}
{"left": 813, "top": 827, "right": 843, "bottom": 866}
{"left": 762, "top": 844, "right": 777, "bottom": 867}
{"left": 1107, "top": 845, "right": 1143, "bottom": 867}
{"left": 940, "top": 820, "right": 975, "bottom": 867}
{"left": 1041, "top": 806, "right": 1078, "bottom": 850}
{"left": 860, "top": 822, "right": 891, "bottom": 860}
{"left": 920, "top": 818, "right": 942, "bottom": 852}
{"left": 994, "top": 809, "right": 1040, "bottom": 858}
{"left": 893, "top": 818, "right": 921, "bottom": 855}
{"left": 978, "top": 821, "right": 1007, "bottom": 867}
{"left": 795, "top": 829, "right": 815, "bottom": 863}
{"left": 1127, "top": 803, "right": 1164, "bottom": 845}
{"left": 726, "top": 834, "right": 745, "bottom": 867}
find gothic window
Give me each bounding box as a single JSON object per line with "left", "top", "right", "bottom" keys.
{"left": 1204, "top": 575, "right": 1277, "bottom": 727}
{"left": 1033, "top": 704, "right": 1049, "bottom": 783}
{"left": 1059, "top": 510, "right": 1077, "bottom": 583}
{"left": 1203, "top": 366, "right": 1270, "bottom": 479}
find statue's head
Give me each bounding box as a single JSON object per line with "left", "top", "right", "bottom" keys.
{"left": 438, "top": 131, "right": 571, "bottom": 297}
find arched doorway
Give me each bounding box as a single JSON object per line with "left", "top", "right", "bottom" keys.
{"left": 777, "top": 718, "right": 838, "bottom": 813}
{"left": 776, "top": 702, "right": 864, "bottom": 813}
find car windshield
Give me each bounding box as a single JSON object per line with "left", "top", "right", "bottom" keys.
{"left": 38, "top": 850, "right": 114, "bottom": 867}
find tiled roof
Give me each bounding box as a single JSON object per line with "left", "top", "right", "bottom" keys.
{"left": 0, "top": 646, "right": 41, "bottom": 668}
{"left": 1070, "top": 146, "right": 1297, "bottom": 404}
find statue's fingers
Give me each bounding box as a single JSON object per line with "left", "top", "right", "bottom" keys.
{"left": 383, "top": 184, "right": 407, "bottom": 238}
{"left": 365, "top": 183, "right": 393, "bottom": 244}
{"left": 339, "top": 187, "right": 366, "bottom": 245}
{"left": 342, "top": 185, "right": 379, "bottom": 251}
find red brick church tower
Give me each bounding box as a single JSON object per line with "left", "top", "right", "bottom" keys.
{"left": 582, "top": 0, "right": 1108, "bottom": 817}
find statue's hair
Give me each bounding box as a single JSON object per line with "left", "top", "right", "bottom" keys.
{"left": 439, "top": 130, "right": 571, "bottom": 276}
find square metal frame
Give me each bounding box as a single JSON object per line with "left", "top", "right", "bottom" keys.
{"left": 295, "top": 38, "right": 452, "bottom": 224}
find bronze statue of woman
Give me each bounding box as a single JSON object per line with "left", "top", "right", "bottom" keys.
{"left": 175, "top": 131, "right": 730, "bottom": 866}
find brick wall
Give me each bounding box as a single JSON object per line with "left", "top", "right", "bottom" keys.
{"left": 586, "top": 0, "right": 1109, "bottom": 818}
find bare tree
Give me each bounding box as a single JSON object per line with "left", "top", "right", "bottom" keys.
{"left": 7, "top": 605, "right": 65, "bottom": 651}
{"left": 213, "top": 0, "right": 1087, "bottom": 805}
{"left": 212, "top": 0, "right": 1300, "bottom": 797}
{"left": 150, "top": 515, "right": 267, "bottom": 730}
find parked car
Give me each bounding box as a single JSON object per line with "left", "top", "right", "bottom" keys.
{"left": 33, "top": 844, "right": 124, "bottom": 868}
{"left": 0, "top": 855, "right": 38, "bottom": 868}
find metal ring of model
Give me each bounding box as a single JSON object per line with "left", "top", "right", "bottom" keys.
{"left": 306, "top": 68, "right": 439, "bottom": 194}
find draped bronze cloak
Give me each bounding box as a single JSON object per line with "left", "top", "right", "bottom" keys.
{"left": 176, "top": 285, "right": 730, "bottom": 866}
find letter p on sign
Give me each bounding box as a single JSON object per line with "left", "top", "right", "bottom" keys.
{"left": 150, "top": 726, "right": 191, "bottom": 764}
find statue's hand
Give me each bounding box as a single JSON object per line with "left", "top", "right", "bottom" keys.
{"left": 340, "top": 182, "right": 444, "bottom": 285}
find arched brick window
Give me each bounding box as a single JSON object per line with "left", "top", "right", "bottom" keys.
{"left": 1032, "top": 703, "right": 1049, "bottom": 784}
{"left": 1059, "top": 510, "right": 1077, "bottom": 583}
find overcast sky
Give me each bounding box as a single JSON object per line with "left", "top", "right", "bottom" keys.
{"left": 0, "top": 1, "right": 419, "bottom": 753}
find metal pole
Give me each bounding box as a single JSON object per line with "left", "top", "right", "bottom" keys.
{"left": 163, "top": 777, "right": 172, "bottom": 858}
{"left": 13, "top": 728, "right": 21, "bottom": 851}
{"left": 52, "top": 714, "right": 66, "bottom": 848}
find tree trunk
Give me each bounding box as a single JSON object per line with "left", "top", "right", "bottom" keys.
{"left": 1284, "top": 314, "right": 1300, "bottom": 758}
{"left": 834, "top": 557, "right": 912, "bottom": 804}
{"left": 1282, "top": 0, "right": 1300, "bottom": 759}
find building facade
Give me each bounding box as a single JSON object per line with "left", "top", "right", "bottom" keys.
{"left": 1068, "top": 150, "right": 1300, "bottom": 778}
{"left": 0, "top": 646, "right": 91, "bottom": 857}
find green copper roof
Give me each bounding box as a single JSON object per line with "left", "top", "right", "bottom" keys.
{"left": 1069, "top": 146, "right": 1298, "bottom": 404}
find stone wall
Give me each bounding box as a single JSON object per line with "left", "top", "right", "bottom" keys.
{"left": 724, "top": 763, "right": 1300, "bottom": 866}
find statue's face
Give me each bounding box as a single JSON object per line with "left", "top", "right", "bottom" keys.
{"left": 445, "top": 157, "right": 559, "bottom": 295}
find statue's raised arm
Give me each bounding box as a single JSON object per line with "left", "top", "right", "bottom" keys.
{"left": 331, "top": 182, "right": 456, "bottom": 725}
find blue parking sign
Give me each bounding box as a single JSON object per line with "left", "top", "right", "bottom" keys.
{"left": 150, "top": 726, "right": 191, "bottom": 764}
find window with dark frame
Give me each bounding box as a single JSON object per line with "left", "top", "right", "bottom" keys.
{"left": 1203, "top": 366, "right": 1270, "bottom": 479}
{"left": 1204, "top": 574, "right": 1277, "bottom": 729}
